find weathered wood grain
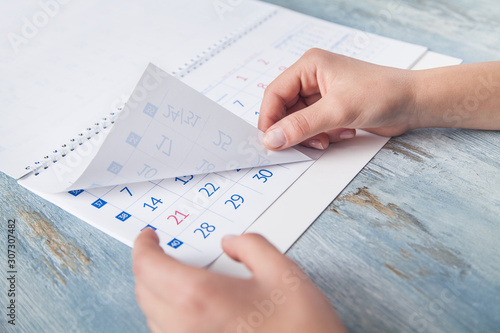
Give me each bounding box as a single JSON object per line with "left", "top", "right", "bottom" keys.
{"left": 266, "top": 0, "right": 500, "bottom": 63}
{"left": 287, "top": 128, "right": 500, "bottom": 332}
{"left": 0, "top": 173, "right": 147, "bottom": 332}
{"left": 1, "top": 1, "right": 499, "bottom": 332}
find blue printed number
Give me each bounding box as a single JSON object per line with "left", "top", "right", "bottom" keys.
{"left": 196, "top": 159, "right": 215, "bottom": 173}
{"left": 156, "top": 135, "right": 173, "bottom": 156}
{"left": 163, "top": 105, "right": 201, "bottom": 127}
{"left": 137, "top": 164, "right": 157, "bottom": 179}
{"left": 126, "top": 132, "right": 142, "bottom": 147}
{"left": 213, "top": 130, "right": 232, "bottom": 151}
{"left": 198, "top": 183, "right": 220, "bottom": 197}
{"left": 143, "top": 102, "right": 158, "bottom": 117}
{"left": 116, "top": 211, "right": 131, "bottom": 222}
{"left": 68, "top": 189, "right": 84, "bottom": 196}
{"left": 91, "top": 198, "right": 107, "bottom": 209}
{"left": 252, "top": 169, "right": 273, "bottom": 183}
{"left": 108, "top": 161, "right": 123, "bottom": 175}
{"left": 167, "top": 238, "right": 183, "bottom": 249}
{"left": 193, "top": 223, "right": 216, "bottom": 238}
{"left": 224, "top": 194, "right": 244, "bottom": 209}
{"left": 144, "top": 197, "right": 163, "bottom": 211}
{"left": 120, "top": 186, "right": 132, "bottom": 196}
{"left": 175, "top": 175, "right": 193, "bottom": 185}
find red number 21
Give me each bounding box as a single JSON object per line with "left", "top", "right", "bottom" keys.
{"left": 167, "top": 211, "right": 189, "bottom": 225}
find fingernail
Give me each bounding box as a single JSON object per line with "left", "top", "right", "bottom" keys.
{"left": 306, "top": 139, "right": 325, "bottom": 150}
{"left": 264, "top": 128, "right": 286, "bottom": 149}
{"left": 340, "top": 130, "right": 355, "bottom": 140}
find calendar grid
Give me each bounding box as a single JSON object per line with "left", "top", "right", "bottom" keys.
{"left": 24, "top": 9, "right": 428, "bottom": 267}
{"left": 84, "top": 181, "right": 207, "bottom": 253}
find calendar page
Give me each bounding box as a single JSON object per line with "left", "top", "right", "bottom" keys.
{"left": 17, "top": 2, "right": 428, "bottom": 267}
{"left": 20, "top": 64, "right": 311, "bottom": 193}
{"left": 0, "top": 0, "right": 275, "bottom": 179}
{"left": 23, "top": 156, "right": 314, "bottom": 267}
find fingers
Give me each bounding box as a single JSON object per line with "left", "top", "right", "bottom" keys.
{"left": 132, "top": 227, "right": 165, "bottom": 277}
{"left": 301, "top": 128, "right": 357, "bottom": 149}
{"left": 263, "top": 97, "right": 346, "bottom": 150}
{"left": 132, "top": 228, "right": 201, "bottom": 299}
{"left": 222, "top": 233, "right": 294, "bottom": 280}
{"left": 258, "top": 51, "right": 321, "bottom": 133}
{"left": 301, "top": 133, "right": 331, "bottom": 150}
{"left": 258, "top": 49, "right": 363, "bottom": 150}
{"left": 135, "top": 281, "right": 171, "bottom": 331}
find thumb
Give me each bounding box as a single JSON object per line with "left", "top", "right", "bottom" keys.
{"left": 222, "top": 233, "right": 293, "bottom": 279}
{"left": 262, "top": 97, "right": 341, "bottom": 150}
{"left": 133, "top": 227, "right": 199, "bottom": 288}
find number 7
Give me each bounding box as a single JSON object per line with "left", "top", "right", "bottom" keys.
{"left": 120, "top": 187, "right": 132, "bottom": 196}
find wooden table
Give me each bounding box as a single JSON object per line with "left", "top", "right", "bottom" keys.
{"left": 1, "top": 1, "right": 499, "bottom": 332}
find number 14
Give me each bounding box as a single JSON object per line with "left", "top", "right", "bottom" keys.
{"left": 144, "top": 197, "right": 162, "bottom": 211}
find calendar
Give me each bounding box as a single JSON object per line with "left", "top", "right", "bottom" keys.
{"left": 20, "top": 61, "right": 317, "bottom": 267}
{"left": 1, "top": 0, "right": 428, "bottom": 267}
{"left": 20, "top": 64, "right": 311, "bottom": 193}
{"left": 29, "top": 160, "right": 312, "bottom": 267}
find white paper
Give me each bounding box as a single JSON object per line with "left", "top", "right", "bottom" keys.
{"left": 7, "top": 0, "right": 431, "bottom": 267}
{"left": 0, "top": 0, "right": 276, "bottom": 179}
{"left": 20, "top": 64, "right": 310, "bottom": 193}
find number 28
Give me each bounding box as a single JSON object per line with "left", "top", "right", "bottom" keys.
{"left": 194, "top": 223, "right": 216, "bottom": 238}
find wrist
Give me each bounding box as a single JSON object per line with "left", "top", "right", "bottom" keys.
{"left": 409, "top": 63, "right": 500, "bottom": 130}
{"left": 403, "top": 70, "right": 423, "bottom": 130}
{"left": 384, "top": 68, "right": 423, "bottom": 133}
{"left": 409, "top": 68, "right": 448, "bottom": 129}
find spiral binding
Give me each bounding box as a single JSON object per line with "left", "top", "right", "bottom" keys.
{"left": 172, "top": 8, "right": 278, "bottom": 78}
{"left": 26, "top": 107, "right": 122, "bottom": 176}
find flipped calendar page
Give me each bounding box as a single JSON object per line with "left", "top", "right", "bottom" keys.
{"left": 0, "top": 0, "right": 274, "bottom": 179}
{"left": 19, "top": 2, "right": 430, "bottom": 268}
{"left": 19, "top": 64, "right": 311, "bottom": 193}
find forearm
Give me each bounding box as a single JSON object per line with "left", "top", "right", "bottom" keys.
{"left": 410, "top": 62, "right": 500, "bottom": 130}
{"left": 259, "top": 50, "right": 500, "bottom": 151}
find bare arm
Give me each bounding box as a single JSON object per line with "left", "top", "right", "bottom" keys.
{"left": 258, "top": 48, "right": 500, "bottom": 150}
{"left": 411, "top": 61, "right": 500, "bottom": 130}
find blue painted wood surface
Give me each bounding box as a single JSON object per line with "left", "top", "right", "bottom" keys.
{"left": 1, "top": 1, "right": 499, "bottom": 332}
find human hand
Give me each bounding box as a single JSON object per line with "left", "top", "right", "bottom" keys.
{"left": 133, "top": 228, "right": 346, "bottom": 333}
{"left": 258, "top": 48, "right": 417, "bottom": 150}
